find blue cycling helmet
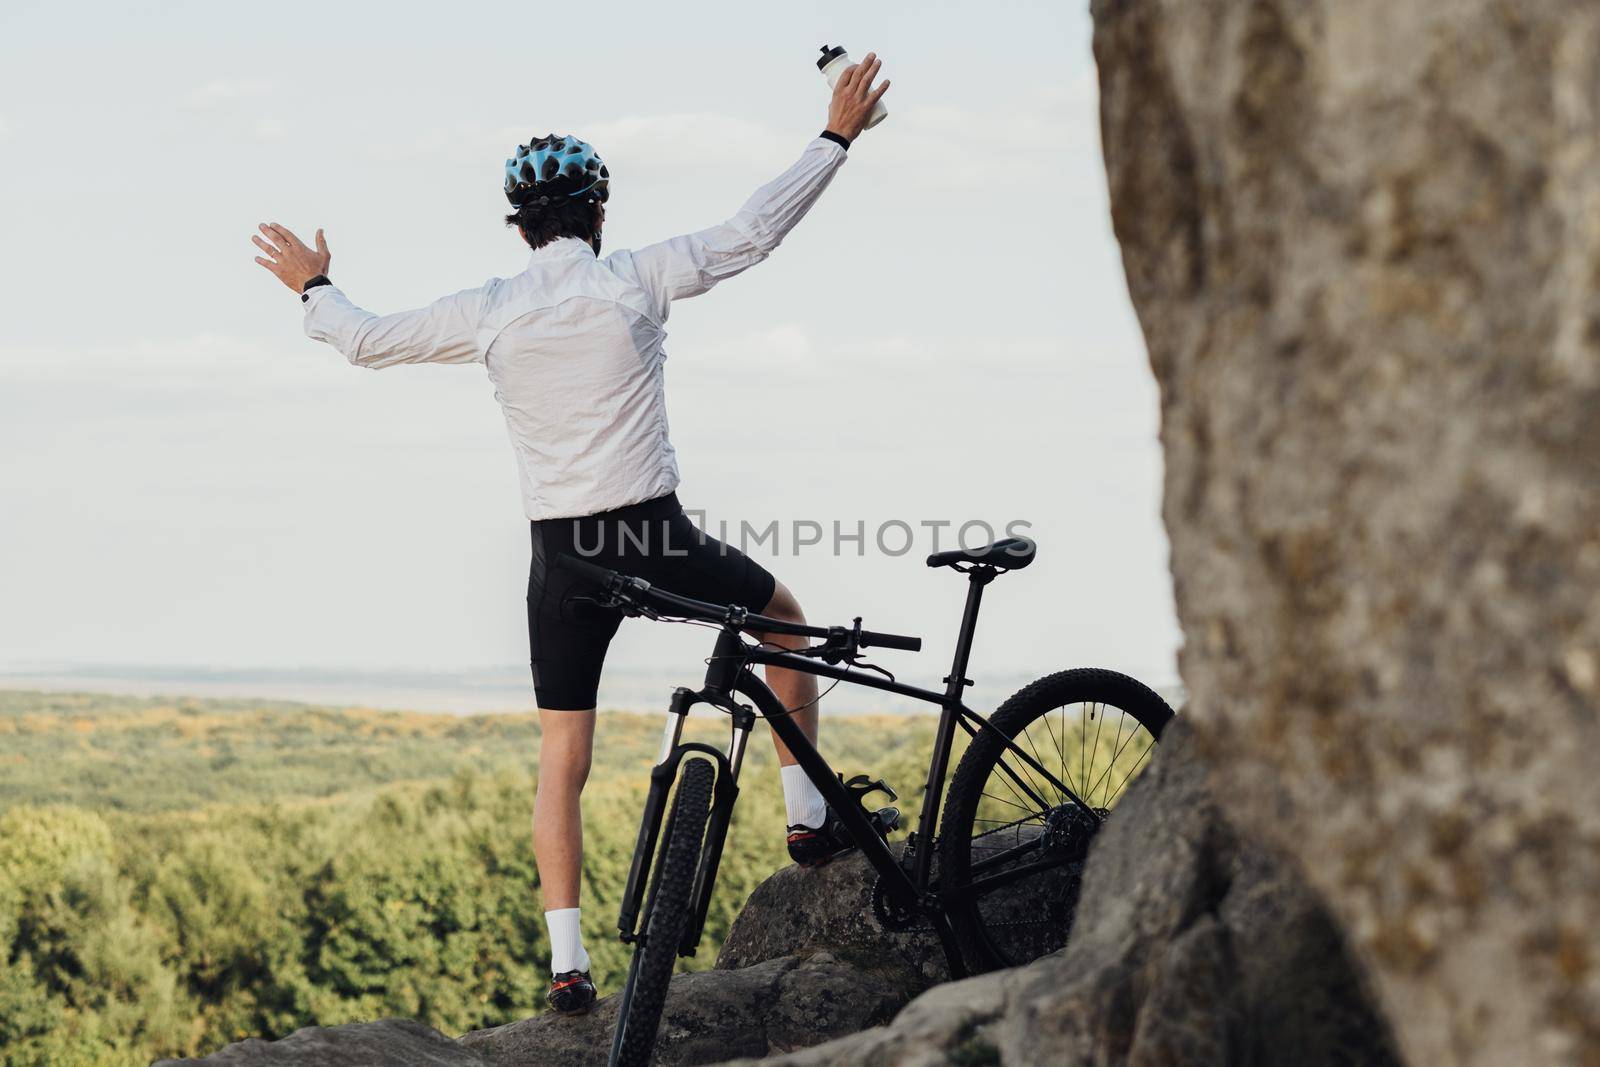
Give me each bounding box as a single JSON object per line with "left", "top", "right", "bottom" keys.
{"left": 504, "top": 134, "right": 610, "bottom": 208}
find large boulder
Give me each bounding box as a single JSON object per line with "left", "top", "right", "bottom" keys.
{"left": 1090, "top": 1, "right": 1600, "bottom": 1063}
{"left": 716, "top": 720, "right": 1399, "bottom": 1066}
{"left": 717, "top": 837, "right": 1066, "bottom": 991}
{"left": 715, "top": 842, "right": 947, "bottom": 987}
{"left": 997, "top": 718, "right": 1400, "bottom": 1066}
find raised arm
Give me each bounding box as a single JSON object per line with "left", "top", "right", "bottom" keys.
{"left": 252, "top": 222, "right": 487, "bottom": 369}
{"left": 300, "top": 284, "right": 486, "bottom": 369}
{"left": 613, "top": 53, "right": 889, "bottom": 320}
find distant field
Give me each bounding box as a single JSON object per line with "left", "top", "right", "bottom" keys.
{"left": 0, "top": 690, "right": 936, "bottom": 1066}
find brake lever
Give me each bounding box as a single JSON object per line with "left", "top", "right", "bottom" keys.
{"left": 569, "top": 593, "right": 654, "bottom": 620}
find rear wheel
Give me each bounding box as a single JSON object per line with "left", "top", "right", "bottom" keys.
{"left": 613, "top": 757, "right": 715, "bottom": 1067}
{"left": 939, "top": 669, "right": 1173, "bottom": 972}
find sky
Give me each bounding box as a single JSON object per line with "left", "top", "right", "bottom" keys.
{"left": 0, "top": 0, "right": 1182, "bottom": 711}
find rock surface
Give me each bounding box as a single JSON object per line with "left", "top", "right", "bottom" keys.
{"left": 461, "top": 952, "right": 908, "bottom": 1067}
{"left": 715, "top": 841, "right": 947, "bottom": 987}
{"left": 1091, "top": 1, "right": 1600, "bottom": 1064}
{"left": 716, "top": 719, "right": 1398, "bottom": 1067}
{"left": 153, "top": 1019, "right": 484, "bottom": 1067}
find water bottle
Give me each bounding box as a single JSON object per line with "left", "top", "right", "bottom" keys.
{"left": 817, "top": 45, "right": 888, "bottom": 131}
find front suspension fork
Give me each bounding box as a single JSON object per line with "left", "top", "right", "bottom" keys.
{"left": 615, "top": 686, "right": 753, "bottom": 956}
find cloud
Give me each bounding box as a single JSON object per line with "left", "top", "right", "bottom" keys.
{"left": 673, "top": 325, "right": 1072, "bottom": 379}
{"left": 255, "top": 117, "right": 286, "bottom": 141}
{"left": 371, "top": 113, "right": 797, "bottom": 178}
{"left": 867, "top": 90, "right": 1099, "bottom": 194}
{"left": 187, "top": 78, "right": 274, "bottom": 107}
{"left": 0, "top": 333, "right": 346, "bottom": 391}
{"left": 372, "top": 91, "right": 1096, "bottom": 198}
{"left": 0, "top": 114, "right": 10, "bottom": 139}
{"left": 580, "top": 113, "right": 796, "bottom": 175}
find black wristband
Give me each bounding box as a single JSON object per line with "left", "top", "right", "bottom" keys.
{"left": 819, "top": 129, "right": 851, "bottom": 151}
{"left": 300, "top": 274, "right": 332, "bottom": 303}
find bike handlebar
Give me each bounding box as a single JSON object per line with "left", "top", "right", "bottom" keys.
{"left": 859, "top": 628, "right": 922, "bottom": 652}
{"left": 555, "top": 552, "right": 624, "bottom": 588}
{"left": 553, "top": 553, "right": 922, "bottom": 653}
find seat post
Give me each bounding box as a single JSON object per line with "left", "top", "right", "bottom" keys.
{"left": 910, "top": 565, "right": 998, "bottom": 894}
{"left": 944, "top": 565, "right": 994, "bottom": 701}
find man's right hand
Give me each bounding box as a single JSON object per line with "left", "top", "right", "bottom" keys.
{"left": 825, "top": 53, "right": 890, "bottom": 143}
{"left": 253, "top": 222, "right": 332, "bottom": 294}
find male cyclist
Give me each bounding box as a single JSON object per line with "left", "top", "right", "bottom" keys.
{"left": 252, "top": 56, "right": 892, "bottom": 1016}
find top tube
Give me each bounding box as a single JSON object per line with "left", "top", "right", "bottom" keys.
{"left": 553, "top": 552, "right": 828, "bottom": 637}
{"left": 552, "top": 552, "right": 921, "bottom": 652}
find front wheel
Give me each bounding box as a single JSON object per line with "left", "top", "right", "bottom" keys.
{"left": 612, "top": 757, "right": 715, "bottom": 1067}
{"left": 939, "top": 668, "right": 1173, "bottom": 973}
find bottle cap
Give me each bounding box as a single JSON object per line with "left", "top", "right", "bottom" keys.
{"left": 817, "top": 45, "right": 847, "bottom": 71}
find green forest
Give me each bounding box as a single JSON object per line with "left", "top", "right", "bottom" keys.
{"left": 0, "top": 690, "right": 936, "bottom": 1066}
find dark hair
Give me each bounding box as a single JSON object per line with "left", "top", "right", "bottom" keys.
{"left": 504, "top": 195, "right": 600, "bottom": 250}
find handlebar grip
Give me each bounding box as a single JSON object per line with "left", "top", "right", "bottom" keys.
{"left": 859, "top": 629, "right": 922, "bottom": 652}
{"left": 554, "top": 552, "right": 618, "bottom": 587}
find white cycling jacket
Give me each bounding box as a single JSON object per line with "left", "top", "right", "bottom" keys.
{"left": 302, "top": 135, "right": 849, "bottom": 520}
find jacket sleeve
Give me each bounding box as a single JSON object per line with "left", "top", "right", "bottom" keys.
{"left": 302, "top": 281, "right": 493, "bottom": 369}
{"left": 611, "top": 136, "right": 849, "bottom": 322}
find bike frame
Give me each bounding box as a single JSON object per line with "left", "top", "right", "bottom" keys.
{"left": 613, "top": 564, "right": 1087, "bottom": 983}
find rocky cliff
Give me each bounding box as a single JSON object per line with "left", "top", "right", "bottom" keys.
{"left": 159, "top": 724, "right": 1394, "bottom": 1066}
{"left": 1090, "top": 1, "right": 1600, "bottom": 1063}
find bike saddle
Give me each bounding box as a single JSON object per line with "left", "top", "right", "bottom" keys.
{"left": 926, "top": 536, "right": 1037, "bottom": 571}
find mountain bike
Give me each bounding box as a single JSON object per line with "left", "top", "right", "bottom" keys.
{"left": 556, "top": 537, "right": 1175, "bottom": 1067}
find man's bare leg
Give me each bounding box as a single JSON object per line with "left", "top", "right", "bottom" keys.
{"left": 756, "top": 580, "right": 819, "bottom": 763}
{"left": 756, "top": 580, "right": 835, "bottom": 841}
{"left": 533, "top": 707, "right": 594, "bottom": 976}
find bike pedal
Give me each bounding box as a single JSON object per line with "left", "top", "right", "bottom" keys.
{"left": 840, "top": 772, "right": 898, "bottom": 805}
{"left": 873, "top": 806, "right": 901, "bottom": 838}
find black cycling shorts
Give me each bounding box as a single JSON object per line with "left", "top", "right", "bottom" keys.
{"left": 527, "top": 492, "right": 777, "bottom": 710}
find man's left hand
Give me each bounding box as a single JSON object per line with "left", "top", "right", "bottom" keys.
{"left": 253, "top": 222, "right": 331, "bottom": 292}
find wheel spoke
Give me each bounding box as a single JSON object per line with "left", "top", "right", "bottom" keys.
{"left": 1084, "top": 711, "right": 1142, "bottom": 807}
{"left": 1089, "top": 710, "right": 1125, "bottom": 807}
{"left": 988, "top": 755, "right": 1041, "bottom": 817}
{"left": 1089, "top": 702, "right": 1107, "bottom": 797}
{"left": 1018, "top": 719, "right": 1054, "bottom": 804}
{"left": 1079, "top": 704, "right": 1088, "bottom": 804}
{"left": 1056, "top": 708, "right": 1069, "bottom": 794}
{"left": 987, "top": 742, "right": 1067, "bottom": 814}
{"left": 1038, "top": 708, "right": 1072, "bottom": 801}
{"left": 973, "top": 813, "right": 1045, "bottom": 831}
{"left": 979, "top": 790, "right": 1036, "bottom": 814}
{"left": 983, "top": 722, "right": 1076, "bottom": 809}
{"left": 1106, "top": 742, "right": 1153, "bottom": 807}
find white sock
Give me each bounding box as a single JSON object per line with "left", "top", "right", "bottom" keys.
{"left": 545, "top": 907, "right": 590, "bottom": 975}
{"left": 781, "top": 764, "right": 828, "bottom": 829}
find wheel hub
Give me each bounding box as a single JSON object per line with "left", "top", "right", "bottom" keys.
{"left": 1041, "top": 803, "right": 1103, "bottom": 861}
